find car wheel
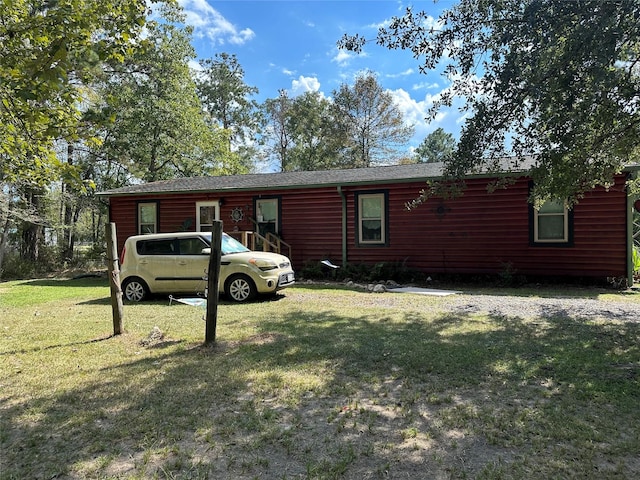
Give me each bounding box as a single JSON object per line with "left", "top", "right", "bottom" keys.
{"left": 225, "top": 274, "right": 257, "bottom": 302}
{"left": 122, "top": 277, "right": 149, "bottom": 302}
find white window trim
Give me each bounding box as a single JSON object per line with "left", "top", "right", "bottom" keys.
{"left": 196, "top": 201, "right": 220, "bottom": 232}
{"left": 533, "top": 201, "right": 569, "bottom": 243}
{"left": 357, "top": 193, "right": 386, "bottom": 245}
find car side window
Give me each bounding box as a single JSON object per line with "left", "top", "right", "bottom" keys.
{"left": 178, "top": 237, "right": 208, "bottom": 255}
{"left": 136, "top": 239, "right": 175, "bottom": 255}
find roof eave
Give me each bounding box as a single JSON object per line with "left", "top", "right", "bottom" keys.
{"left": 96, "top": 168, "right": 535, "bottom": 198}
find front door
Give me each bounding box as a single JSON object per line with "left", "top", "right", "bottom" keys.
{"left": 196, "top": 201, "right": 220, "bottom": 232}
{"left": 255, "top": 198, "right": 279, "bottom": 248}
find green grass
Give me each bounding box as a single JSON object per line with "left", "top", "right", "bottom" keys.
{"left": 1, "top": 278, "right": 639, "bottom": 479}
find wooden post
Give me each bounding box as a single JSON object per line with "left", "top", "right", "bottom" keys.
{"left": 105, "top": 222, "right": 124, "bottom": 335}
{"left": 205, "top": 221, "right": 223, "bottom": 344}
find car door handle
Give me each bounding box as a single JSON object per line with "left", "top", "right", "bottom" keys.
{"left": 177, "top": 260, "right": 187, "bottom": 265}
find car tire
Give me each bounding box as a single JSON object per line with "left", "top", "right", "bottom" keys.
{"left": 225, "top": 274, "right": 257, "bottom": 302}
{"left": 122, "top": 277, "right": 149, "bottom": 302}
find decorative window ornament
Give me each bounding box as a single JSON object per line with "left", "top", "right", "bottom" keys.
{"left": 435, "top": 202, "right": 450, "bottom": 218}
{"left": 230, "top": 207, "right": 244, "bottom": 223}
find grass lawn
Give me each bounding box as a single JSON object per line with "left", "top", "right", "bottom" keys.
{"left": 1, "top": 277, "right": 639, "bottom": 479}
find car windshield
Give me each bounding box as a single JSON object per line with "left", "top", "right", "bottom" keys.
{"left": 201, "top": 232, "right": 251, "bottom": 255}
{"left": 221, "top": 233, "right": 251, "bottom": 254}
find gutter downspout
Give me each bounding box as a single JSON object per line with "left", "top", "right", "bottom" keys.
{"left": 337, "top": 186, "right": 347, "bottom": 267}
{"left": 627, "top": 171, "right": 637, "bottom": 288}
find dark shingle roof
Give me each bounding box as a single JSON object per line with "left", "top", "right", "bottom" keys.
{"left": 98, "top": 158, "right": 640, "bottom": 197}
{"left": 99, "top": 163, "right": 443, "bottom": 196}
{"left": 99, "top": 161, "right": 537, "bottom": 197}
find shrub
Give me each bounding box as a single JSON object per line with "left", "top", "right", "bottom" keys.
{"left": 299, "top": 259, "right": 425, "bottom": 284}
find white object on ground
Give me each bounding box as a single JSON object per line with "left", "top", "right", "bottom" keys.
{"left": 387, "top": 287, "right": 461, "bottom": 296}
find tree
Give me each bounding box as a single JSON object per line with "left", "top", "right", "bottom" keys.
{"left": 95, "top": 5, "right": 234, "bottom": 183}
{"left": 262, "top": 90, "right": 349, "bottom": 172}
{"left": 333, "top": 71, "right": 414, "bottom": 168}
{"left": 0, "top": 0, "right": 159, "bottom": 187}
{"left": 339, "top": 1, "right": 640, "bottom": 204}
{"left": 415, "top": 128, "right": 456, "bottom": 164}
{"left": 0, "top": 0, "right": 165, "bottom": 267}
{"left": 262, "top": 90, "right": 294, "bottom": 172}
{"left": 287, "top": 92, "right": 348, "bottom": 171}
{"left": 196, "top": 53, "right": 261, "bottom": 169}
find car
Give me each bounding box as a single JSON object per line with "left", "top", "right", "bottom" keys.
{"left": 119, "top": 231, "right": 295, "bottom": 302}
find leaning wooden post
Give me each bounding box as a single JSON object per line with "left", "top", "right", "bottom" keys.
{"left": 106, "top": 222, "right": 124, "bottom": 335}
{"left": 205, "top": 221, "right": 223, "bottom": 344}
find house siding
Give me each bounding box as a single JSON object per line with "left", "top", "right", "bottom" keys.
{"left": 279, "top": 187, "right": 344, "bottom": 263}
{"left": 107, "top": 173, "right": 629, "bottom": 280}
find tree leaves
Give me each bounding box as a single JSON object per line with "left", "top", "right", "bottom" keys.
{"left": 333, "top": 71, "right": 414, "bottom": 168}
{"left": 340, "top": 0, "right": 640, "bottom": 204}
{"left": 0, "top": 0, "right": 157, "bottom": 186}
{"left": 414, "top": 128, "right": 456, "bottom": 164}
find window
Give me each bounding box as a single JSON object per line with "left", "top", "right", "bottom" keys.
{"left": 255, "top": 197, "right": 280, "bottom": 246}
{"left": 138, "top": 202, "right": 158, "bottom": 234}
{"left": 178, "top": 237, "right": 209, "bottom": 255}
{"left": 136, "top": 239, "right": 174, "bottom": 255}
{"left": 531, "top": 198, "right": 573, "bottom": 245}
{"left": 356, "top": 192, "right": 387, "bottom": 246}
{"left": 196, "top": 201, "right": 220, "bottom": 232}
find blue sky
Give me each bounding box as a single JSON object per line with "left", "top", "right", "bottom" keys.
{"left": 176, "top": 0, "right": 467, "bottom": 157}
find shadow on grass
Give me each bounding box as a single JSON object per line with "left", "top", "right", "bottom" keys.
{"left": 2, "top": 304, "right": 639, "bottom": 479}
{"left": 18, "top": 277, "right": 109, "bottom": 288}
{"left": 0, "top": 335, "right": 115, "bottom": 357}
{"left": 77, "top": 291, "right": 288, "bottom": 307}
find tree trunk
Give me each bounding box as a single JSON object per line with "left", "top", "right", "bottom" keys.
{"left": 62, "top": 202, "right": 75, "bottom": 262}
{"left": 61, "top": 143, "right": 75, "bottom": 262}
{"left": 22, "top": 223, "right": 42, "bottom": 262}
{"left": 21, "top": 188, "right": 44, "bottom": 262}
{"left": 0, "top": 212, "right": 11, "bottom": 277}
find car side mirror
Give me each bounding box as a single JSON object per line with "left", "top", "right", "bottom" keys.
{"left": 201, "top": 248, "right": 211, "bottom": 255}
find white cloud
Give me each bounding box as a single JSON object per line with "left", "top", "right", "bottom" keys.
{"left": 178, "top": 0, "right": 255, "bottom": 45}
{"left": 188, "top": 59, "right": 203, "bottom": 72}
{"left": 367, "top": 18, "right": 391, "bottom": 30}
{"left": 389, "top": 88, "right": 433, "bottom": 133}
{"left": 332, "top": 49, "right": 356, "bottom": 67}
{"left": 388, "top": 87, "right": 466, "bottom": 145}
{"left": 385, "top": 68, "right": 414, "bottom": 79}
{"left": 282, "top": 68, "right": 295, "bottom": 76}
{"left": 412, "top": 81, "right": 440, "bottom": 91}
{"left": 290, "top": 76, "right": 321, "bottom": 96}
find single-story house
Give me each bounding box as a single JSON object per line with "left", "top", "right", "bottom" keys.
{"left": 98, "top": 161, "right": 640, "bottom": 286}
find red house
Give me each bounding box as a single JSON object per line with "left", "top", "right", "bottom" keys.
{"left": 99, "top": 162, "right": 639, "bottom": 286}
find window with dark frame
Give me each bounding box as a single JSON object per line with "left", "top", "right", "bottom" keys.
{"left": 138, "top": 202, "right": 158, "bottom": 234}
{"left": 356, "top": 192, "right": 388, "bottom": 246}
{"left": 530, "top": 198, "right": 573, "bottom": 245}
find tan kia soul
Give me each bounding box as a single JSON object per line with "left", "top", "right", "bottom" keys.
{"left": 119, "top": 232, "right": 295, "bottom": 302}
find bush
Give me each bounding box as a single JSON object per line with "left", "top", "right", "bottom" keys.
{"left": 0, "top": 243, "right": 106, "bottom": 280}
{"left": 299, "top": 259, "right": 426, "bottom": 284}
{"left": 0, "top": 245, "right": 60, "bottom": 279}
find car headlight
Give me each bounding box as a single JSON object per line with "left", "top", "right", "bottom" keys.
{"left": 249, "top": 258, "right": 278, "bottom": 271}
